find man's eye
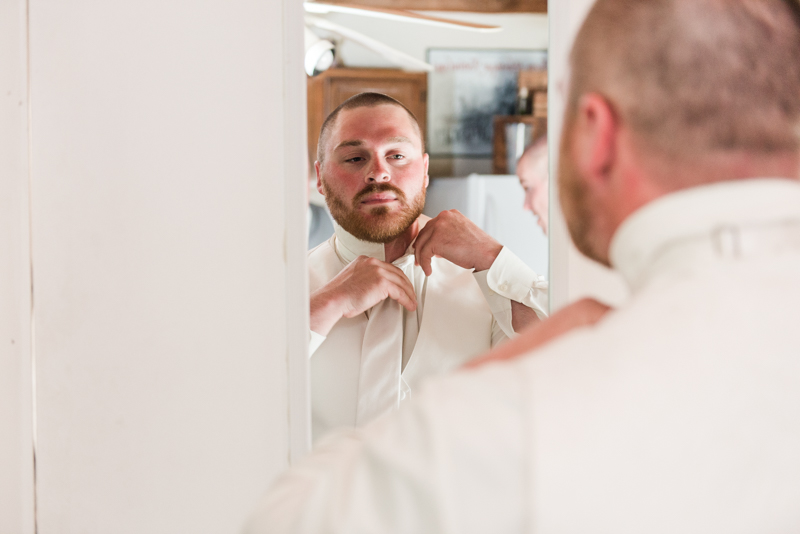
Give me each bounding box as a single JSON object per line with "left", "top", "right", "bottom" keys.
{"left": 345, "top": 156, "right": 364, "bottom": 163}
{"left": 389, "top": 154, "right": 405, "bottom": 160}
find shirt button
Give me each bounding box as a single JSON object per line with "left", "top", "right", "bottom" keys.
{"left": 499, "top": 283, "right": 508, "bottom": 292}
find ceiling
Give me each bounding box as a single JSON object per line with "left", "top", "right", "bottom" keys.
{"left": 317, "top": 0, "right": 548, "bottom": 14}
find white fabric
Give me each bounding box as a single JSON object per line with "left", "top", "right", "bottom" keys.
{"left": 308, "top": 222, "right": 547, "bottom": 440}
{"left": 248, "top": 178, "right": 800, "bottom": 533}
{"left": 476, "top": 245, "right": 549, "bottom": 320}
{"left": 355, "top": 257, "right": 407, "bottom": 425}
{"left": 327, "top": 222, "right": 427, "bottom": 371}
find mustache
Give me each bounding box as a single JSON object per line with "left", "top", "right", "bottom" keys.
{"left": 353, "top": 183, "right": 407, "bottom": 205}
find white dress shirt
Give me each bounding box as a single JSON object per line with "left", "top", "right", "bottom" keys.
{"left": 308, "top": 221, "right": 548, "bottom": 440}
{"left": 249, "top": 178, "right": 800, "bottom": 533}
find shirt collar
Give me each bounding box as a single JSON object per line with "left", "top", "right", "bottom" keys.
{"left": 609, "top": 178, "right": 800, "bottom": 290}
{"left": 332, "top": 222, "right": 417, "bottom": 267}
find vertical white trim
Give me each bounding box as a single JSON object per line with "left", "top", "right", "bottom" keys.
{"left": 25, "top": 0, "right": 39, "bottom": 528}
{"left": 0, "top": 0, "right": 36, "bottom": 531}
{"left": 547, "top": 0, "right": 631, "bottom": 309}
{"left": 283, "top": 0, "right": 312, "bottom": 462}
{"left": 547, "top": 0, "right": 572, "bottom": 312}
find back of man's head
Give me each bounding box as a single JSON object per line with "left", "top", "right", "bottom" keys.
{"left": 570, "top": 0, "right": 800, "bottom": 170}
{"left": 316, "top": 92, "right": 423, "bottom": 165}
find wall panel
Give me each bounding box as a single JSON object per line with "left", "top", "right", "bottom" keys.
{"left": 26, "top": 0, "right": 303, "bottom": 531}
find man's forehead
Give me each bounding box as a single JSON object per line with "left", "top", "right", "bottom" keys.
{"left": 518, "top": 153, "right": 548, "bottom": 184}
{"left": 330, "top": 105, "right": 421, "bottom": 144}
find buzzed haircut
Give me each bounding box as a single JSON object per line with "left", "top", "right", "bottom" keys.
{"left": 521, "top": 135, "right": 548, "bottom": 165}
{"left": 316, "top": 92, "right": 424, "bottom": 164}
{"left": 569, "top": 0, "right": 800, "bottom": 160}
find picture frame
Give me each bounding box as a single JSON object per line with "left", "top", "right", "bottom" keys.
{"left": 427, "top": 48, "right": 548, "bottom": 158}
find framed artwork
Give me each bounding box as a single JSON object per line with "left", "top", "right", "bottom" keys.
{"left": 427, "top": 48, "right": 548, "bottom": 157}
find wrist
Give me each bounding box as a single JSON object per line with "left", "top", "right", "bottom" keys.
{"left": 472, "top": 243, "right": 503, "bottom": 272}
{"left": 309, "top": 289, "right": 345, "bottom": 336}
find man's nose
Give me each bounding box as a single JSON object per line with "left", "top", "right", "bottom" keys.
{"left": 523, "top": 192, "right": 534, "bottom": 212}
{"left": 366, "top": 157, "right": 390, "bottom": 183}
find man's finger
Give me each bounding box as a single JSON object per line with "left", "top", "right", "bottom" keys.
{"left": 375, "top": 262, "right": 418, "bottom": 311}
{"left": 385, "top": 281, "right": 417, "bottom": 312}
{"left": 412, "top": 223, "right": 432, "bottom": 265}
{"left": 413, "top": 226, "right": 436, "bottom": 276}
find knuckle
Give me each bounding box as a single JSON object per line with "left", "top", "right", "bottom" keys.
{"left": 362, "top": 257, "right": 382, "bottom": 270}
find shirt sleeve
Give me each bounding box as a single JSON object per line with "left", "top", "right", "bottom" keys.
{"left": 473, "top": 247, "right": 549, "bottom": 342}
{"left": 243, "top": 365, "right": 526, "bottom": 534}
{"left": 309, "top": 330, "right": 326, "bottom": 358}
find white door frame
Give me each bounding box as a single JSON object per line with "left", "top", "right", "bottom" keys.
{"left": 548, "top": 0, "right": 630, "bottom": 310}
{"left": 547, "top": 0, "right": 574, "bottom": 312}
{"left": 282, "top": 0, "right": 312, "bottom": 462}
{"left": 0, "top": 0, "right": 35, "bottom": 531}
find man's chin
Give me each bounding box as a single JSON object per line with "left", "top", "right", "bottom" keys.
{"left": 360, "top": 204, "right": 394, "bottom": 218}
{"left": 337, "top": 212, "right": 417, "bottom": 244}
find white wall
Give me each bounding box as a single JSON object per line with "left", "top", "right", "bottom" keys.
{"left": 0, "top": 0, "right": 35, "bottom": 532}
{"left": 548, "top": 0, "right": 629, "bottom": 310}
{"left": 1, "top": 0, "right": 308, "bottom": 532}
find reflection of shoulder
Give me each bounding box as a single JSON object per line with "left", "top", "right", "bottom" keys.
{"left": 307, "top": 235, "right": 333, "bottom": 263}
{"left": 308, "top": 236, "right": 341, "bottom": 289}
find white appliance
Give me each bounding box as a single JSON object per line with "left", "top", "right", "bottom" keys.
{"left": 424, "top": 174, "right": 548, "bottom": 277}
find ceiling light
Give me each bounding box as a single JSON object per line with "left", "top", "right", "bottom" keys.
{"left": 304, "top": 27, "right": 335, "bottom": 76}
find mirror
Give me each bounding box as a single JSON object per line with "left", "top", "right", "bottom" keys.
{"left": 303, "top": 4, "right": 550, "bottom": 442}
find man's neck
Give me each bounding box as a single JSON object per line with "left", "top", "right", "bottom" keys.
{"left": 383, "top": 217, "right": 423, "bottom": 264}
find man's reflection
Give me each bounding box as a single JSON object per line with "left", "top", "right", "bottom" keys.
{"left": 307, "top": 92, "right": 549, "bottom": 440}
{"left": 517, "top": 136, "right": 549, "bottom": 235}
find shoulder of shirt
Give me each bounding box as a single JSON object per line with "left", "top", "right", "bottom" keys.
{"left": 308, "top": 236, "right": 337, "bottom": 269}
{"left": 307, "top": 236, "right": 342, "bottom": 288}
{"left": 308, "top": 235, "right": 334, "bottom": 259}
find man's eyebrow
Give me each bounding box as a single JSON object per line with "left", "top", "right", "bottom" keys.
{"left": 334, "top": 140, "right": 363, "bottom": 150}
{"left": 333, "top": 137, "right": 415, "bottom": 151}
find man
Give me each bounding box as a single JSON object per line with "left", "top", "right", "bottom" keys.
{"left": 517, "top": 135, "right": 549, "bottom": 234}
{"left": 248, "top": 0, "right": 800, "bottom": 530}
{"left": 307, "top": 92, "right": 549, "bottom": 440}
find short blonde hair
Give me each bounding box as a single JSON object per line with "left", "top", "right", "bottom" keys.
{"left": 569, "top": 0, "right": 800, "bottom": 158}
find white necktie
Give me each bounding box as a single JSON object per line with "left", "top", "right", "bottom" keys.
{"left": 356, "top": 254, "right": 415, "bottom": 425}
{"left": 331, "top": 223, "right": 421, "bottom": 425}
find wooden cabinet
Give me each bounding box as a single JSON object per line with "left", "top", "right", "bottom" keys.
{"left": 307, "top": 68, "right": 428, "bottom": 164}
{"left": 492, "top": 116, "right": 547, "bottom": 174}
{"left": 491, "top": 69, "right": 548, "bottom": 174}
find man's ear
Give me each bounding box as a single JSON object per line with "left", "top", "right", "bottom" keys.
{"left": 571, "top": 93, "right": 618, "bottom": 187}
{"left": 315, "top": 161, "right": 324, "bottom": 196}
{"left": 423, "top": 153, "right": 430, "bottom": 188}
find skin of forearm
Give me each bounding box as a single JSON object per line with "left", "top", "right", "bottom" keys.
{"left": 510, "top": 300, "right": 539, "bottom": 333}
